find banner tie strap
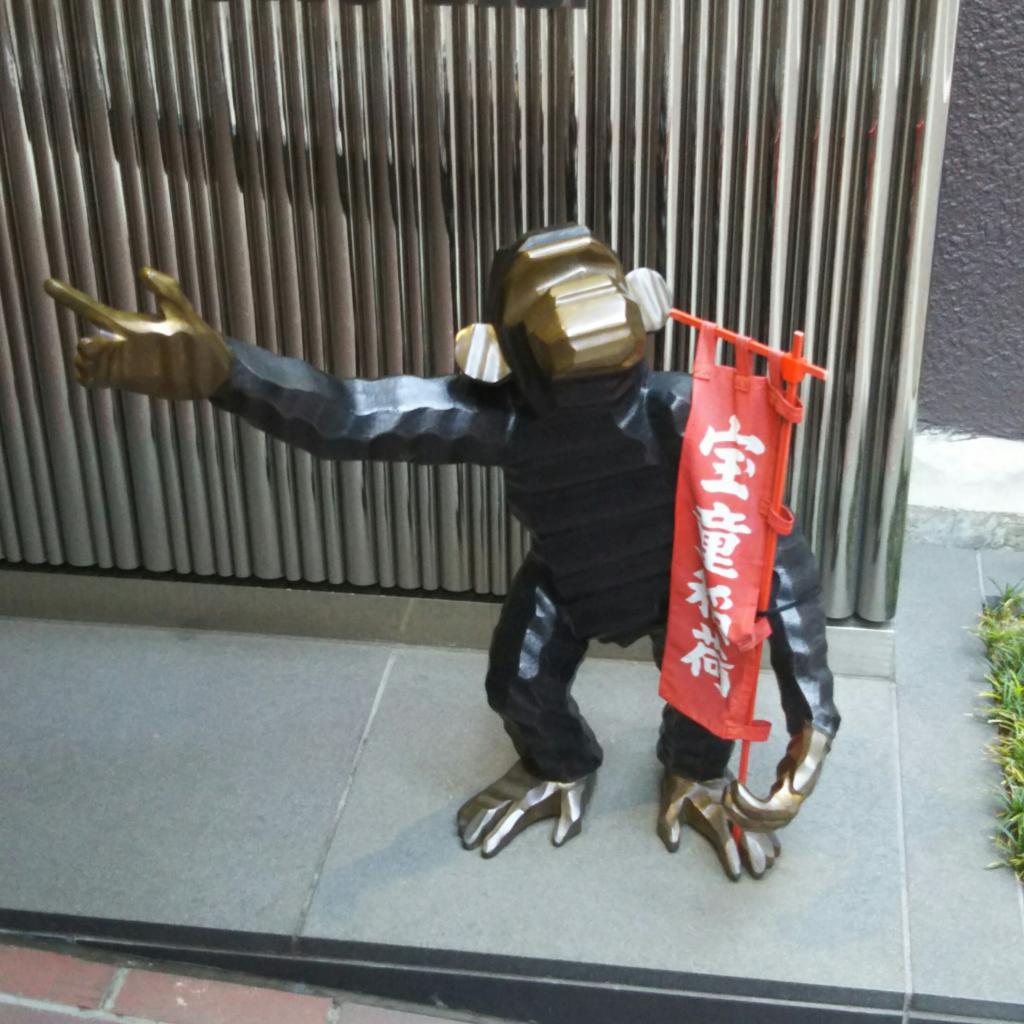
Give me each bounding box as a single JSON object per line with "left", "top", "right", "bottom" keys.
{"left": 732, "top": 616, "right": 773, "bottom": 652}
{"left": 760, "top": 500, "right": 795, "bottom": 536}
{"left": 768, "top": 382, "right": 804, "bottom": 423}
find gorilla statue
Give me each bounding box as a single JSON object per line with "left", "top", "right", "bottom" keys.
{"left": 46, "top": 224, "right": 839, "bottom": 880}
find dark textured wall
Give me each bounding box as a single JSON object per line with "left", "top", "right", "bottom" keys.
{"left": 920, "top": 2, "right": 1024, "bottom": 440}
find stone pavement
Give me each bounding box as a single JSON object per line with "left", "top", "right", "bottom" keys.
{"left": 0, "top": 942, "right": 492, "bottom": 1024}
{"left": 0, "top": 543, "right": 1022, "bottom": 1023}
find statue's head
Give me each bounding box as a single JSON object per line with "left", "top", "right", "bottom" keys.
{"left": 454, "top": 225, "right": 671, "bottom": 408}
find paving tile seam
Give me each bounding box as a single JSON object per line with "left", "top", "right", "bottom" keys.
{"left": 98, "top": 966, "right": 128, "bottom": 1012}
{"left": 291, "top": 652, "right": 399, "bottom": 944}
{"left": 30, "top": 924, "right": 902, "bottom": 1014}
{"left": 891, "top": 676, "right": 914, "bottom": 1024}
{"left": 0, "top": 939, "right": 909, "bottom": 1022}
{"left": 0, "top": 613, "right": 408, "bottom": 655}
{"left": 398, "top": 599, "right": 417, "bottom": 636}
{"left": 909, "top": 1009, "right": 1024, "bottom": 1024}
{"left": 56, "top": 935, "right": 908, "bottom": 1012}
{"left": 299, "top": 956, "right": 902, "bottom": 1015}
{"left": 0, "top": 923, "right": 292, "bottom": 958}
{"left": 0, "top": 613, "right": 896, "bottom": 675}
{"left": 910, "top": 1017, "right": 1020, "bottom": 1024}
{"left": 0, "top": 613, "right": 577, "bottom": 666}
{"left": 975, "top": 550, "right": 987, "bottom": 602}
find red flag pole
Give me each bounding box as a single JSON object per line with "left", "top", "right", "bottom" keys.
{"left": 669, "top": 311, "right": 827, "bottom": 803}
{"left": 736, "top": 329, "right": 809, "bottom": 787}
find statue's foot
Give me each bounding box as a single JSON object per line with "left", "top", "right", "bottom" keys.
{"left": 457, "top": 761, "right": 596, "bottom": 858}
{"left": 657, "top": 771, "right": 780, "bottom": 881}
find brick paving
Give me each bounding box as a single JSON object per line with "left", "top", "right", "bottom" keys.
{"left": 0, "top": 946, "right": 116, "bottom": 1011}
{"left": 0, "top": 944, "right": 482, "bottom": 1024}
{"left": 111, "top": 969, "right": 333, "bottom": 1024}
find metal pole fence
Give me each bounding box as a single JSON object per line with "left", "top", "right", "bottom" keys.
{"left": 0, "top": 0, "right": 959, "bottom": 621}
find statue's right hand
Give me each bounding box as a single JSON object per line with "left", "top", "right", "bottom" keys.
{"left": 44, "top": 268, "right": 233, "bottom": 401}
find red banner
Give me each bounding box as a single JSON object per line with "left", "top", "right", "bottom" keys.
{"left": 659, "top": 322, "right": 789, "bottom": 742}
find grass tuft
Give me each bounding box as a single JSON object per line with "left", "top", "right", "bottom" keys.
{"left": 977, "top": 583, "right": 1024, "bottom": 878}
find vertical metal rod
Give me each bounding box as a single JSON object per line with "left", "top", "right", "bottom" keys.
{"left": 856, "top": 0, "right": 960, "bottom": 621}
{"left": 0, "top": 0, "right": 961, "bottom": 620}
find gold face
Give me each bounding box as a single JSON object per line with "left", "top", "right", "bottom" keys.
{"left": 521, "top": 271, "right": 647, "bottom": 379}
{"left": 456, "top": 227, "right": 671, "bottom": 387}
{"left": 501, "top": 233, "right": 647, "bottom": 380}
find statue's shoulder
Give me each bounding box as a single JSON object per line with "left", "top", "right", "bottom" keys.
{"left": 644, "top": 370, "right": 692, "bottom": 437}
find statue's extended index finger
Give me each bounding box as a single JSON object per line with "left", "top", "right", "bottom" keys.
{"left": 43, "top": 278, "right": 125, "bottom": 335}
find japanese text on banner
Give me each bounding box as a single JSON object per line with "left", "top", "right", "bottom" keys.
{"left": 681, "top": 415, "right": 765, "bottom": 698}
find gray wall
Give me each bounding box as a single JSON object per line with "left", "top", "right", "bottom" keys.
{"left": 920, "top": 1, "right": 1024, "bottom": 440}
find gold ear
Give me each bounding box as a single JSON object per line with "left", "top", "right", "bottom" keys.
{"left": 625, "top": 267, "right": 672, "bottom": 332}
{"left": 454, "top": 322, "right": 511, "bottom": 384}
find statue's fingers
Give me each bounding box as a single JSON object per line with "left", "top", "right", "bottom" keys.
{"left": 721, "top": 832, "right": 742, "bottom": 881}
{"left": 45, "top": 279, "right": 124, "bottom": 334}
{"left": 458, "top": 798, "right": 510, "bottom": 850}
{"left": 139, "top": 266, "right": 200, "bottom": 322}
{"left": 740, "top": 831, "right": 768, "bottom": 877}
{"left": 724, "top": 779, "right": 799, "bottom": 832}
{"left": 480, "top": 801, "right": 532, "bottom": 858}
{"left": 77, "top": 333, "right": 119, "bottom": 358}
{"left": 46, "top": 278, "right": 158, "bottom": 335}
{"left": 739, "top": 829, "right": 781, "bottom": 879}
{"left": 480, "top": 790, "right": 559, "bottom": 858}
{"left": 551, "top": 811, "right": 581, "bottom": 847}
{"left": 657, "top": 799, "right": 684, "bottom": 852}
{"left": 683, "top": 797, "right": 741, "bottom": 880}
{"left": 75, "top": 334, "right": 120, "bottom": 387}
{"left": 552, "top": 774, "right": 593, "bottom": 847}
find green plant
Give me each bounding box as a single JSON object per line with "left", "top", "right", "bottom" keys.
{"left": 977, "top": 584, "right": 1024, "bottom": 878}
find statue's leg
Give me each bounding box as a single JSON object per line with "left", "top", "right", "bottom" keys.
{"left": 650, "top": 629, "right": 780, "bottom": 880}
{"left": 457, "top": 556, "right": 600, "bottom": 857}
{"left": 486, "top": 557, "right": 601, "bottom": 781}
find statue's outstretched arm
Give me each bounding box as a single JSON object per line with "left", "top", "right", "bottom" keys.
{"left": 45, "top": 268, "right": 515, "bottom": 467}
{"left": 213, "top": 337, "right": 514, "bottom": 466}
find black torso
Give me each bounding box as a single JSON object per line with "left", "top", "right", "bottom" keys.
{"left": 502, "top": 366, "right": 692, "bottom": 643}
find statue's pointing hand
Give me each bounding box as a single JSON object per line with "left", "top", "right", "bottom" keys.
{"left": 44, "top": 268, "right": 233, "bottom": 401}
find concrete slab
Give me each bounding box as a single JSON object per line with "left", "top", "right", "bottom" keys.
{"left": 906, "top": 505, "right": 1024, "bottom": 551}
{"left": 0, "top": 567, "right": 894, "bottom": 678}
{"left": 0, "top": 570, "right": 413, "bottom": 646}
{"left": 909, "top": 431, "right": 1024, "bottom": 517}
{"left": 2, "top": 548, "right": 1019, "bottom": 1021}
{"left": 302, "top": 647, "right": 905, "bottom": 1007}
{"left": 0, "top": 618, "right": 390, "bottom": 935}
{"left": 895, "top": 544, "right": 1024, "bottom": 1018}
{"left": 906, "top": 431, "right": 1024, "bottom": 551}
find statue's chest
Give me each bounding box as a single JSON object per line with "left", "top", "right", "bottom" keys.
{"left": 502, "top": 411, "right": 676, "bottom": 538}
